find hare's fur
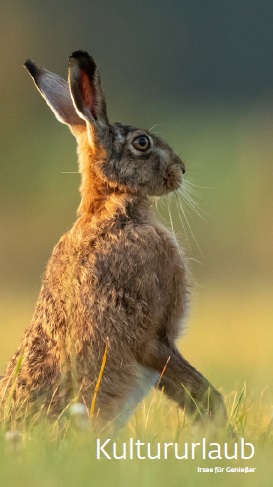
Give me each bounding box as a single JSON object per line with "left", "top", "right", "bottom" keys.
{"left": 0, "top": 51, "right": 225, "bottom": 429}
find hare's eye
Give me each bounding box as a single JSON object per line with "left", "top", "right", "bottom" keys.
{"left": 132, "top": 135, "right": 150, "bottom": 152}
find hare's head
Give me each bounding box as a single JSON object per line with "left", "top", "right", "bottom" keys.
{"left": 25, "top": 50, "right": 185, "bottom": 202}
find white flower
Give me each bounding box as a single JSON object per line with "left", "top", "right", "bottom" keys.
{"left": 70, "top": 403, "right": 89, "bottom": 418}
{"left": 69, "top": 403, "right": 89, "bottom": 429}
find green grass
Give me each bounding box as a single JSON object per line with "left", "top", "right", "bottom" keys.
{"left": 0, "top": 386, "right": 272, "bottom": 487}
{"left": 1, "top": 283, "right": 272, "bottom": 486}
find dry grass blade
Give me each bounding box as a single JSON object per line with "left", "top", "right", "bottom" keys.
{"left": 90, "top": 337, "right": 109, "bottom": 417}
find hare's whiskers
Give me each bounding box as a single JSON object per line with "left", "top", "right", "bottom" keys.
{"left": 173, "top": 186, "right": 204, "bottom": 257}
{"left": 149, "top": 123, "right": 165, "bottom": 133}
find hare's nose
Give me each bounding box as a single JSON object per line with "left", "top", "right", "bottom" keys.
{"left": 175, "top": 156, "right": 186, "bottom": 174}
{"left": 175, "top": 155, "right": 186, "bottom": 174}
{"left": 180, "top": 159, "right": 186, "bottom": 174}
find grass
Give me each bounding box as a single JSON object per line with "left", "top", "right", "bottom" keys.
{"left": 1, "top": 267, "right": 272, "bottom": 487}
{"left": 0, "top": 283, "right": 272, "bottom": 486}
{"left": 0, "top": 385, "right": 272, "bottom": 487}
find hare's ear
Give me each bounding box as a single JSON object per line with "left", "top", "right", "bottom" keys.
{"left": 68, "top": 51, "right": 110, "bottom": 148}
{"left": 24, "top": 60, "right": 85, "bottom": 133}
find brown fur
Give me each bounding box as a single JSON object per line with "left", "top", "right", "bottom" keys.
{"left": 0, "top": 51, "right": 226, "bottom": 430}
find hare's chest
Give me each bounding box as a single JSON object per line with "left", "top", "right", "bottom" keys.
{"left": 152, "top": 224, "right": 187, "bottom": 286}
{"left": 150, "top": 225, "right": 189, "bottom": 337}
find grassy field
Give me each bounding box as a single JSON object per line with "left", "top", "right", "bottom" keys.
{"left": 0, "top": 385, "right": 272, "bottom": 487}
{"left": 0, "top": 284, "right": 272, "bottom": 487}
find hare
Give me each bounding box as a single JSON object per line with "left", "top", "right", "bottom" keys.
{"left": 0, "top": 51, "right": 226, "bottom": 430}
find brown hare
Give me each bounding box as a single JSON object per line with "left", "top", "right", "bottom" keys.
{"left": 0, "top": 51, "right": 226, "bottom": 430}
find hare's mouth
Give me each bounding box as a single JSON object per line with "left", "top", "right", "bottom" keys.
{"left": 163, "top": 164, "right": 184, "bottom": 193}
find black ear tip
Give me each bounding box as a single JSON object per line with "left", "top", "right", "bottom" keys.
{"left": 69, "top": 50, "right": 96, "bottom": 73}
{"left": 70, "top": 50, "right": 90, "bottom": 60}
{"left": 24, "top": 59, "right": 39, "bottom": 80}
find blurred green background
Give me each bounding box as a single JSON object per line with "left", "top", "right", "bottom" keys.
{"left": 0, "top": 0, "right": 272, "bottom": 400}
